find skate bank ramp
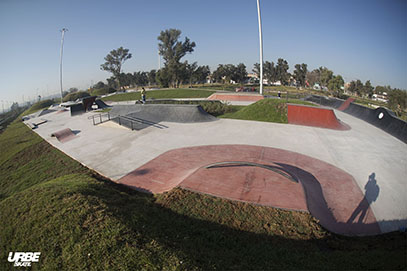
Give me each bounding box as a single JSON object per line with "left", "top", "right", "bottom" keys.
{"left": 51, "top": 128, "right": 77, "bottom": 143}
{"left": 287, "top": 104, "right": 350, "bottom": 130}
{"left": 110, "top": 104, "right": 217, "bottom": 130}
{"left": 305, "top": 95, "right": 407, "bottom": 143}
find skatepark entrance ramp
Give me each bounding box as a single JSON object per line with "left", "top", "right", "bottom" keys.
{"left": 110, "top": 104, "right": 217, "bottom": 131}
{"left": 287, "top": 104, "right": 350, "bottom": 130}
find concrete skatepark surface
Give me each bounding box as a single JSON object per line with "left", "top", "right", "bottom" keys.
{"left": 24, "top": 101, "right": 407, "bottom": 235}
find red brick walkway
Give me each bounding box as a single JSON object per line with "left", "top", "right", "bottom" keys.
{"left": 118, "top": 145, "right": 380, "bottom": 235}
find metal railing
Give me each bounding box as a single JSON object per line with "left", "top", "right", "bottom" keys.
{"left": 89, "top": 112, "right": 110, "bottom": 125}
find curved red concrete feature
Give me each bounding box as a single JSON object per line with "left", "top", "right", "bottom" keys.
{"left": 51, "top": 128, "right": 76, "bottom": 143}
{"left": 287, "top": 104, "right": 350, "bottom": 130}
{"left": 118, "top": 145, "right": 380, "bottom": 236}
{"left": 338, "top": 97, "right": 355, "bottom": 111}
{"left": 207, "top": 94, "right": 264, "bottom": 102}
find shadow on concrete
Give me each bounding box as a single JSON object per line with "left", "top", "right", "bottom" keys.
{"left": 275, "top": 164, "right": 381, "bottom": 235}
{"left": 347, "top": 173, "right": 380, "bottom": 224}
{"left": 72, "top": 130, "right": 81, "bottom": 135}
{"left": 128, "top": 168, "right": 150, "bottom": 176}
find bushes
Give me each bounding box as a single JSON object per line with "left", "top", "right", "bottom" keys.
{"left": 62, "top": 91, "right": 90, "bottom": 102}
{"left": 147, "top": 100, "right": 234, "bottom": 116}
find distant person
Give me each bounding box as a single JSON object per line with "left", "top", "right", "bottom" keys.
{"left": 141, "top": 87, "right": 146, "bottom": 104}
{"left": 278, "top": 91, "right": 281, "bottom": 99}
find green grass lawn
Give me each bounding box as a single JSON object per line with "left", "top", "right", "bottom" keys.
{"left": 0, "top": 109, "right": 405, "bottom": 270}
{"left": 219, "top": 99, "right": 316, "bottom": 123}
{"left": 102, "top": 88, "right": 215, "bottom": 102}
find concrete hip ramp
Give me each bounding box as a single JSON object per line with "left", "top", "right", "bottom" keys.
{"left": 118, "top": 145, "right": 381, "bottom": 236}
{"left": 287, "top": 104, "right": 350, "bottom": 130}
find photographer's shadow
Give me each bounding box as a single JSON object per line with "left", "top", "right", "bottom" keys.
{"left": 347, "top": 173, "right": 380, "bottom": 224}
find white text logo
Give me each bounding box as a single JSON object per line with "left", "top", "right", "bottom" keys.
{"left": 8, "top": 252, "right": 41, "bottom": 267}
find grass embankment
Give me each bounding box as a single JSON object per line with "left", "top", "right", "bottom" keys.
{"left": 102, "top": 88, "right": 215, "bottom": 102}
{"left": 219, "top": 99, "right": 316, "bottom": 123}
{"left": 0, "top": 109, "right": 405, "bottom": 269}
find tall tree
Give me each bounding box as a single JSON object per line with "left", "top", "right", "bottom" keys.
{"left": 185, "top": 61, "right": 198, "bottom": 87}
{"left": 232, "top": 63, "right": 248, "bottom": 83}
{"left": 276, "top": 58, "right": 290, "bottom": 85}
{"left": 364, "top": 80, "right": 374, "bottom": 98}
{"left": 192, "top": 65, "right": 210, "bottom": 84}
{"left": 306, "top": 69, "right": 321, "bottom": 87}
{"left": 319, "top": 67, "right": 333, "bottom": 87}
{"left": 212, "top": 64, "right": 232, "bottom": 84}
{"left": 388, "top": 89, "right": 407, "bottom": 117}
{"left": 293, "top": 63, "right": 308, "bottom": 87}
{"left": 158, "top": 29, "right": 196, "bottom": 88}
{"left": 100, "top": 47, "right": 132, "bottom": 90}
{"left": 253, "top": 61, "right": 277, "bottom": 84}
{"left": 148, "top": 69, "right": 157, "bottom": 86}
{"left": 328, "top": 75, "right": 344, "bottom": 97}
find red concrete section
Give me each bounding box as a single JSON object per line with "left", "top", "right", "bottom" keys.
{"left": 287, "top": 104, "right": 350, "bottom": 130}
{"left": 51, "top": 128, "right": 76, "bottom": 143}
{"left": 118, "top": 145, "right": 380, "bottom": 235}
{"left": 338, "top": 97, "right": 355, "bottom": 111}
{"left": 182, "top": 163, "right": 307, "bottom": 211}
{"left": 207, "top": 93, "right": 264, "bottom": 102}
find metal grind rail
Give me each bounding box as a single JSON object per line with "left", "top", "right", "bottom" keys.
{"left": 115, "top": 115, "right": 168, "bottom": 130}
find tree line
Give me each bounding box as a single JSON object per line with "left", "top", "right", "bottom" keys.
{"left": 94, "top": 28, "right": 406, "bottom": 116}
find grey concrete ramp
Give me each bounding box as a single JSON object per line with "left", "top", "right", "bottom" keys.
{"left": 110, "top": 104, "right": 217, "bottom": 130}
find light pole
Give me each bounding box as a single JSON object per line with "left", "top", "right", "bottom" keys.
{"left": 256, "top": 0, "right": 264, "bottom": 95}
{"left": 59, "top": 28, "right": 68, "bottom": 104}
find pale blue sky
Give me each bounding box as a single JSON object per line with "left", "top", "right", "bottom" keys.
{"left": 0, "top": 0, "right": 406, "bottom": 104}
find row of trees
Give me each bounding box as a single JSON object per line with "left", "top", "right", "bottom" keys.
{"left": 97, "top": 28, "right": 406, "bottom": 111}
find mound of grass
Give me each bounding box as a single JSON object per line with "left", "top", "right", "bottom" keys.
{"left": 0, "top": 109, "right": 405, "bottom": 269}
{"left": 102, "top": 88, "right": 215, "bottom": 102}
{"left": 24, "top": 99, "right": 54, "bottom": 115}
{"left": 90, "top": 87, "right": 116, "bottom": 96}
{"left": 219, "top": 99, "right": 316, "bottom": 123}
{"left": 63, "top": 91, "right": 91, "bottom": 102}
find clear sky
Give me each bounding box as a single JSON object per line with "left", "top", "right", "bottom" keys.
{"left": 0, "top": 0, "right": 406, "bottom": 105}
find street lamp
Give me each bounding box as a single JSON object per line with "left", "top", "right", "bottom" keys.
{"left": 59, "top": 28, "right": 68, "bottom": 104}
{"left": 256, "top": 0, "right": 264, "bottom": 95}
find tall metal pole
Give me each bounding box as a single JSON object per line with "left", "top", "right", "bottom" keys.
{"left": 59, "top": 28, "right": 68, "bottom": 104}
{"left": 256, "top": 0, "right": 264, "bottom": 95}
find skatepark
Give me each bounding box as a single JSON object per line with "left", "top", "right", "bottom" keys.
{"left": 23, "top": 93, "right": 407, "bottom": 236}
